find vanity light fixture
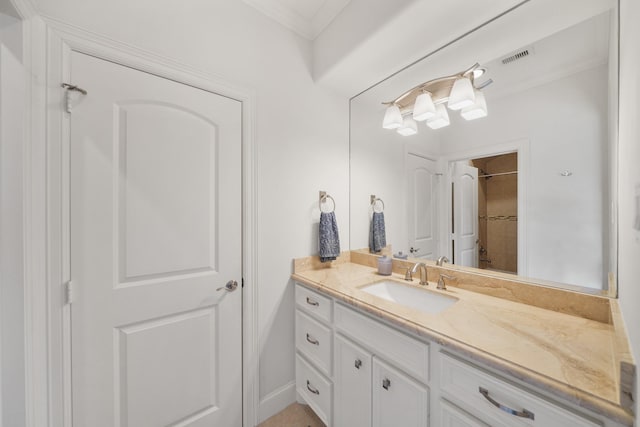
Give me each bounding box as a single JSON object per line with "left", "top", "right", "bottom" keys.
{"left": 426, "top": 104, "right": 450, "bottom": 129}
{"left": 382, "top": 63, "right": 490, "bottom": 135}
{"left": 412, "top": 92, "right": 437, "bottom": 121}
{"left": 447, "top": 76, "right": 475, "bottom": 110}
{"left": 382, "top": 104, "right": 403, "bottom": 129}
{"left": 461, "top": 89, "right": 488, "bottom": 120}
{"left": 397, "top": 116, "right": 418, "bottom": 136}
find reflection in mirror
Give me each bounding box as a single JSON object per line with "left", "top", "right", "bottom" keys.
{"left": 350, "top": 0, "right": 618, "bottom": 294}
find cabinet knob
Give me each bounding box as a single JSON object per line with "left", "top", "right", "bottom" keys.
{"left": 354, "top": 359, "right": 362, "bottom": 369}
{"left": 382, "top": 378, "right": 391, "bottom": 390}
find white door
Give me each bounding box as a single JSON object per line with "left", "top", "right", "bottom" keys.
{"left": 69, "top": 52, "right": 242, "bottom": 426}
{"left": 452, "top": 162, "right": 479, "bottom": 267}
{"left": 334, "top": 335, "right": 372, "bottom": 427}
{"left": 372, "top": 357, "right": 429, "bottom": 427}
{"left": 407, "top": 154, "right": 439, "bottom": 259}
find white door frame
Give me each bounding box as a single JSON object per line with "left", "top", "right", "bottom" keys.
{"left": 441, "top": 138, "right": 529, "bottom": 276}
{"left": 18, "top": 12, "right": 260, "bottom": 427}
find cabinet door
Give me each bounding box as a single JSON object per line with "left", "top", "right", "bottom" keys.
{"left": 440, "top": 399, "right": 490, "bottom": 427}
{"left": 372, "top": 357, "right": 428, "bottom": 427}
{"left": 334, "top": 335, "right": 372, "bottom": 427}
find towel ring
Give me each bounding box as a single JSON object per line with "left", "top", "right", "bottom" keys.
{"left": 370, "top": 196, "right": 385, "bottom": 213}
{"left": 319, "top": 191, "right": 336, "bottom": 213}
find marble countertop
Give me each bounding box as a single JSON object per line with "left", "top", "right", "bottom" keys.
{"left": 291, "top": 255, "right": 635, "bottom": 426}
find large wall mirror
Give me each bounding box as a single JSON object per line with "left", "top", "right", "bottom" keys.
{"left": 350, "top": 0, "right": 618, "bottom": 295}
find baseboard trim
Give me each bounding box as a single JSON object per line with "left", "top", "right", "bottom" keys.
{"left": 257, "top": 380, "right": 296, "bottom": 424}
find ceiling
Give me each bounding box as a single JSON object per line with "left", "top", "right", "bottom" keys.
{"left": 242, "top": 0, "right": 352, "bottom": 40}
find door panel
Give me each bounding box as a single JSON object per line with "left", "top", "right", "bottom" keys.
{"left": 334, "top": 335, "right": 372, "bottom": 427}
{"left": 118, "top": 308, "right": 216, "bottom": 427}
{"left": 407, "top": 154, "right": 440, "bottom": 260}
{"left": 372, "top": 357, "right": 429, "bottom": 427}
{"left": 69, "top": 52, "right": 242, "bottom": 427}
{"left": 118, "top": 103, "right": 218, "bottom": 280}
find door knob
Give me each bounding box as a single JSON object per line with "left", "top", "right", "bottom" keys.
{"left": 409, "top": 247, "right": 420, "bottom": 254}
{"left": 217, "top": 280, "right": 238, "bottom": 292}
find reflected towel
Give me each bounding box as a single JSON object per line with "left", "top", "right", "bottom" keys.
{"left": 319, "top": 211, "right": 341, "bottom": 262}
{"left": 369, "top": 212, "right": 387, "bottom": 253}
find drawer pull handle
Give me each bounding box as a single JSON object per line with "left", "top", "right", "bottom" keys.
{"left": 307, "top": 380, "right": 320, "bottom": 395}
{"left": 354, "top": 359, "right": 362, "bottom": 369}
{"left": 479, "top": 387, "right": 535, "bottom": 420}
{"left": 382, "top": 378, "right": 391, "bottom": 390}
{"left": 306, "top": 297, "right": 319, "bottom": 306}
{"left": 306, "top": 333, "right": 319, "bottom": 345}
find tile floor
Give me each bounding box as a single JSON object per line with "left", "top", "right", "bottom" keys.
{"left": 258, "top": 403, "right": 325, "bottom": 427}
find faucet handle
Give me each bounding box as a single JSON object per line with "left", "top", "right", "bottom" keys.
{"left": 404, "top": 267, "right": 413, "bottom": 281}
{"left": 437, "top": 274, "right": 455, "bottom": 290}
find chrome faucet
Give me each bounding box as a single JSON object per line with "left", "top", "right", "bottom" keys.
{"left": 410, "top": 262, "right": 429, "bottom": 286}
{"left": 436, "top": 256, "right": 449, "bottom": 266}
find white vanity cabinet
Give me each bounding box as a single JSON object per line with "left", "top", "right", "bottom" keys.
{"left": 333, "top": 334, "right": 429, "bottom": 427}
{"left": 438, "top": 353, "right": 602, "bottom": 427}
{"left": 294, "top": 282, "right": 626, "bottom": 427}
{"left": 295, "top": 285, "right": 334, "bottom": 425}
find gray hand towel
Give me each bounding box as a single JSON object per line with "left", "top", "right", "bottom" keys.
{"left": 319, "top": 211, "right": 340, "bottom": 262}
{"left": 369, "top": 211, "right": 386, "bottom": 253}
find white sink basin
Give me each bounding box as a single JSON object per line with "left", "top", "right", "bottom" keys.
{"left": 360, "top": 280, "right": 458, "bottom": 314}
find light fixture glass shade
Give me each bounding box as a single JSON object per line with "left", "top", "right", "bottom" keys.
{"left": 461, "top": 90, "right": 488, "bottom": 120}
{"left": 397, "top": 116, "right": 418, "bottom": 136}
{"left": 382, "top": 105, "right": 403, "bottom": 129}
{"left": 426, "top": 104, "right": 450, "bottom": 129}
{"left": 447, "top": 77, "right": 475, "bottom": 110}
{"left": 412, "top": 93, "right": 437, "bottom": 121}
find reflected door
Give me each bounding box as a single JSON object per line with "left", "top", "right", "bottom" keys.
{"left": 452, "top": 162, "right": 479, "bottom": 267}
{"left": 69, "top": 52, "right": 242, "bottom": 426}
{"left": 407, "top": 154, "right": 440, "bottom": 259}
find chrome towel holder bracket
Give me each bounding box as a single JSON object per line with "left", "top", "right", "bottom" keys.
{"left": 319, "top": 191, "right": 336, "bottom": 213}
{"left": 370, "top": 195, "right": 385, "bottom": 213}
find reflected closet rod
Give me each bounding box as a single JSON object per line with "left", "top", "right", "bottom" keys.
{"left": 478, "top": 171, "right": 518, "bottom": 178}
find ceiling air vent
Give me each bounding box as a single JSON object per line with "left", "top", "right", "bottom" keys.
{"left": 501, "top": 46, "right": 534, "bottom": 65}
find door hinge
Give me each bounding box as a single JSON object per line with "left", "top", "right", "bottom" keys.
{"left": 65, "top": 280, "right": 74, "bottom": 305}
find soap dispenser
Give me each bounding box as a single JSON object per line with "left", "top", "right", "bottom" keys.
{"left": 377, "top": 255, "right": 392, "bottom": 275}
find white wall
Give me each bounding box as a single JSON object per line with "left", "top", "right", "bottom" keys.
{"left": 0, "top": 21, "right": 26, "bottom": 427}
{"left": 30, "top": 0, "right": 350, "bottom": 422}
{"left": 618, "top": 0, "right": 640, "bottom": 418}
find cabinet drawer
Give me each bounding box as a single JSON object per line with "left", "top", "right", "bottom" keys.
{"left": 335, "top": 303, "right": 429, "bottom": 383}
{"left": 296, "top": 354, "right": 332, "bottom": 426}
{"left": 439, "top": 353, "right": 601, "bottom": 427}
{"left": 296, "top": 283, "right": 332, "bottom": 322}
{"left": 295, "top": 309, "right": 332, "bottom": 376}
{"left": 440, "top": 399, "right": 489, "bottom": 427}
